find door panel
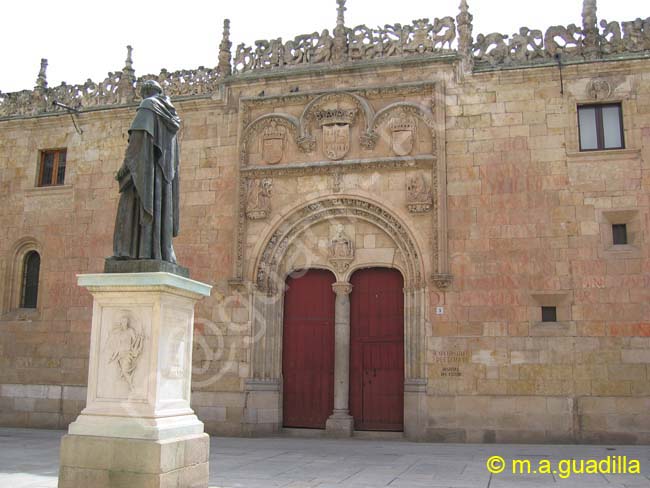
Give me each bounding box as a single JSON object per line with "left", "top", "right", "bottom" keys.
{"left": 350, "top": 268, "right": 404, "bottom": 431}
{"left": 282, "top": 269, "right": 335, "bottom": 428}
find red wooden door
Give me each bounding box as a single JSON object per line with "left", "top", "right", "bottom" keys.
{"left": 350, "top": 268, "right": 404, "bottom": 431}
{"left": 282, "top": 269, "right": 335, "bottom": 428}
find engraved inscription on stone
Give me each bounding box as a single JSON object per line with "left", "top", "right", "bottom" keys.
{"left": 441, "top": 366, "right": 462, "bottom": 377}
{"left": 433, "top": 350, "right": 470, "bottom": 364}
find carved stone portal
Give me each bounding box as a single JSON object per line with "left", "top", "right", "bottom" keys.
{"left": 328, "top": 224, "right": 355, "bottom": 272}
{"left": 315, "top": 108, "right": 357, "bottom": 160}
{"left": 406, "top": 173, "right": 433, "bottom": 213}
{"left": 246, "top": 178, "right": 272, "bottom": 220}
{"left": 261, "top": 121, "right": 286, "bottom": 164}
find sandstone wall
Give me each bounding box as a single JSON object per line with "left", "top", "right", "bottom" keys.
{"left": 0, "top": 57, "right": 648, "bottom": 443}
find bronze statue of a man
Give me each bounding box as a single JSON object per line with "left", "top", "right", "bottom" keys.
{"left": 112, "top": 80, "right": 181, "bottom": 264}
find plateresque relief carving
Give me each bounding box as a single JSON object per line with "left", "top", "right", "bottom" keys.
{"left": 406, "top": 173, "right": 433, "bottom": 213}
{"left": 246, "top": 178, "right": 272, "bottom": 220}
{"left": 106, "top": 312, "right": 145, "bottom": 391}
{"left": 261, "top": 121, "right": 286, "bottom": 164}
{"left": 586, "top": 78, "right": 612, "bottom": 100}
{"left": 328, "top": 223, "right": 355, "bottom": 273}
{"left": 315, "top": 108, "right": 358, "bottom": 160}
{"left": 389, "top": 111, "right": 417, "bottom": 156}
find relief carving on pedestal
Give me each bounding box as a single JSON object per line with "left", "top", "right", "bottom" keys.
{"left": 406, "top": 173, "right": 433, "bottom": 213}
{"left": 106, "top": 312, "right": 145, "bottom": 391}
{"left": 328, "top": 224, "right": 355, "bottom": 273}
{"left": 246, "top": 178, "right": 272, "bottom": 220}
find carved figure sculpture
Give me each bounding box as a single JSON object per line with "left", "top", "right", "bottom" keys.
{"left": 311, "top": 30, "right": 333, "bottom": 64}
{"left": 406, "top": 173, "right": 432, "bottom": 213}
{"left": 544, "top": 24, "right": 583, "bottom": 57}
{"left": 112, "top": 80, "right": 181, "bottom": 263}
{"left": 246, "top": 178, "right": 272, "bottom": 220}
{"left": 600, "top": 19, "right": 623, "bottom": 54}
{"left": 107, "top": 313, "right": 144, "bottom": 391}
{"left": 349, "top": 25, "right": 375, "bottom": 60}
{"left": 432, "top": 16, "right": 456, "bottom": 50}
{"left": 474, "top": 33, "right": 509, "bottom": 65}
{"left": 405, "top": 18, "right": 434, "bottom": 54}
{"left": 329, "top": 224, "right": 355, "bottom": 272}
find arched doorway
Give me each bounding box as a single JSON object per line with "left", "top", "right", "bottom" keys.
{"left": 282, "top": 269, "right": 336, "bottom": 428}
{"left": 349, "top": 268, "right": 404, "bottom": 431}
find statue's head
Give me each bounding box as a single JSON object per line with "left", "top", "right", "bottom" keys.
{"left": 140, "top": 80, "right": 163, "bottom": 99}
{"left": 118, "top": 314, "right": 130, "bottom": 330}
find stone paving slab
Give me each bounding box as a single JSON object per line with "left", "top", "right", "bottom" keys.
{"left": 0, "top": 428, "right": 650, "bottom": 487}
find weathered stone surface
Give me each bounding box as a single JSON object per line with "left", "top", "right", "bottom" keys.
{"left": 0, "top": 1, "right": 649, "bottom": 445}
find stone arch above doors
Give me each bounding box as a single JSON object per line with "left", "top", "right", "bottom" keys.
{"left": 252, "top": 196, "right": 425, "bottom": 295}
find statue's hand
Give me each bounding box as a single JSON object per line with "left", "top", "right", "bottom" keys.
{"left": 115, "top": 165, "right": 128, "bottom": 181}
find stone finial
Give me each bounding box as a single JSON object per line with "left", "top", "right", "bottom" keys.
{"left": 32, "top": 58, "right": 48, "bottom": 113}
{"left": 456, "top": 0, "right": 474, "bottom": 72}
{"left": 332, "top": 0, "right": 348, "bottom": 64}
{"left": 218, "top": 19, "right": 232, "bottom": 77}
{"left": 124, "top": 45, "right": 134, "bottom": 71}
{"left": 582, "top": 0, "right": 599, "bottom": 59}
{"left": 117, "top": 45, "right": 136, "bottom": 103}
{"left": 35, "top": 58, "right": 48, "bottom": 90}
{"left": 335, "top": 0, "right": 346, "bottom": 29}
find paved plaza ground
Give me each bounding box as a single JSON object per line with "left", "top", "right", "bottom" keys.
{"left": 1, "top": 428, "right": 650, "bottom": 487}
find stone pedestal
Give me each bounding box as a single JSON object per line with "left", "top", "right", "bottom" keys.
{"left": 325, "top": 282, "right": 354, "bottom": 437}
{"left": 59, "top": 272, "right": 211, "bottom": 488}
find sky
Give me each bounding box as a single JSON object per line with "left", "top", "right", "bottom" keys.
{"left": 0, "top": 0, "right": 644, "bottom": 93}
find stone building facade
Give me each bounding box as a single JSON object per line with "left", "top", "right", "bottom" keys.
{"left": 1, "top": 0, "right": 649, "bottom": 443}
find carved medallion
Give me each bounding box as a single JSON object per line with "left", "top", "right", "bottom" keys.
{"left": 586, "top": 79, "right": 612, "bottom": 100}
{"left": 261, "top": 121, "right": 285, "bottom": 164}
{"left": 246, "top": 178, "right": 272, "bottom": 220}
{"left": 389, "top": 112, "right": 416, "bottom": 156}
{"left": 328, "top": 224, "right": 354, "bottom": 273}
{"left": 315, "top": 108, "right": 357, "bottom": 161}
{"left": 406, "top": 173, "right": 432, "bottom": 213}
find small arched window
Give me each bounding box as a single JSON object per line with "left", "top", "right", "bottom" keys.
{"left": 20, "top": 251, "right": 40, "bottom": 309}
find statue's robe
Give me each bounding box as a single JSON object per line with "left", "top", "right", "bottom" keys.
{"left": 112, "top": 95, "right": 181, "bottom": 263}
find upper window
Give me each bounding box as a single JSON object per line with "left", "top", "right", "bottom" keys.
{"left": 577, "top": 103, "right": 624, "bottom": 151}
{"left": 20, "top": 251, "right": 40, "bottom": 309}
{"left": 38, "top": 149, "right": 67, "bottom": 187}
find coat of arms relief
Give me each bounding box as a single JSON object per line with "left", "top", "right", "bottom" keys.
{"left": 314, "top": 108, "right": 358, "bottom": 161}
{"left": 261, "top": 121, "right": 286, "bottom": 164}
{"left": 389, "top": 111, "right": 417, "bottom": 156}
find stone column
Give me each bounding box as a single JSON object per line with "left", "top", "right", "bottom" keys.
{"left": 325, "top": 281, "right": 354, "bottom": 436}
